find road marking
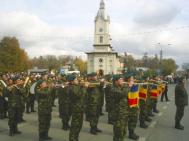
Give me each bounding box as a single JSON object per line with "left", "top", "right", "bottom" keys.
{"left": 163, "top": 106, "right": 167, "bottom": 109}
{"left": 158, "top": 112, "right": 163, "bottom": 117}
{"left": 149, "top": 121, "right": 157, "bottom": 128}
{"left": 138, "top": 137, "right": 146, "bottom": 141}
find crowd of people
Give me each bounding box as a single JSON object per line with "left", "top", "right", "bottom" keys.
{"left": 0, "top": 72, "right": 188, "bottom": 141}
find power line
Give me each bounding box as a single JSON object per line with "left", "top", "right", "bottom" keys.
{"left": 0, "top": 25, "right": 188, "bottom": 40}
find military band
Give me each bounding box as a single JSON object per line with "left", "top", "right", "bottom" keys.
{"left": 0, "top": 71, "right": 187, "bottom": 141}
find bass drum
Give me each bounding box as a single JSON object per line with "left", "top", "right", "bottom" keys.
{"left": 30, "top": 82, "right": 37, "bottom": 94}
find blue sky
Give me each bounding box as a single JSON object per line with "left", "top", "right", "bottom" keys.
{"left": 0, "top": 0, "right": 189, "bottom": 66}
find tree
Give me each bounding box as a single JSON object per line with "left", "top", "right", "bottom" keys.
{"left": 0, "top": 36, "right": 30, "bottom": 72}
{"left": 74, "top": 57, "right": 87, "bottom": 74}
{"left": 161, "top": 58, "right": 178, "bottom": 76}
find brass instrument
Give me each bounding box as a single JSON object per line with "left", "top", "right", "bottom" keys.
{"left": 0, "top": 80, "right": 7, "bottom": 88}
{"left": 23, "top": 77, "right": 30, "bottom": 88}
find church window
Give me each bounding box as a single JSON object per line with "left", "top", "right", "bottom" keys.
{"left": 99, "top": 28, "right": 103, "bottom": 32}
{"left": 99, "top": 58, "right": 103, "bottom": 63}
{"left": 99, "top": 65, "right": 103, "bottom": 68}
{"left": 99, "top": 36, "right": 103, "bottom": 43}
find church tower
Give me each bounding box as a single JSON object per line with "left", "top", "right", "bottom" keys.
{"left": 86, "top": 0, "right": 121, "bottom": 75}
{"left": 94, "top": 0, "right": 112, "bottom": 52}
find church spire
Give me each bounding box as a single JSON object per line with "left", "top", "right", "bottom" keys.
{"left": 100, "top": 0, "right": 105, "bottom": 9}
{"left": 96, "top": 0, "right": 109, "bottom": 21}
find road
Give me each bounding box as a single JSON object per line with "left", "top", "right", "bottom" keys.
{"left": 0, "top": 83, "right": 189, "bottom": 141}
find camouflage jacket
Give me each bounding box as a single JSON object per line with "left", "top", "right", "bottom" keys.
{"left": 36, "top": 86, "right": 52, "bottom": 114}
{"left": 111, "top": 84, "right": 129, "bottom": 118}
{"left": 68, "top": 84, "right": 87, "bottom": 113}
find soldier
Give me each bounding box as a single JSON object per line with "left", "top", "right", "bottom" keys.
{"left": 57, "top": 76, "right": 71, "bottom": 131}
{"left": 87, "top": 72, "right": 102, "bottom": 135}
{"left": 104, "top": 75, "right": 115, "bottom": 124}
{"left": 18, "top": 78, "right": 27, "bottom": 123}
{"left": 111, "top": 74, "right": 129, "bottom": 141}
{"left": 36, "top": 75, "right": 53, "bottom": 141}
{"left": 0, "top": 77, "right": 5, "bottom": 119}
{"left": 175, "top": 77, "right": 188, "bottom": 130}
{"left": 139, "top": 83, "right": 149, "bottom": 129}
{"left": 139, "top": 75, "right": 152, "bottom": 128}
{"left": 26, "top": 76, "right": 36, "bottom": 113}
{"left": 68, "top": 75, "right": 88, "bottom": 141}
{"left": 126, "top": 75, "right": 139, "bottom": 140}
{"left": 0, "top": 75, "right": 8, "bottom": 119}
{"left": 4, "top": 77, "right": 22, "bottom": 136}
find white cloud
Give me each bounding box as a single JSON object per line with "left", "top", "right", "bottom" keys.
{"left": 0, "top": 0, "right": 189, "bottom": 67}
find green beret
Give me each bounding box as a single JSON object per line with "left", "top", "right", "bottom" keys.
{"left": 37, "top": 80, "right": 44, "bottom": 86}
{"left": 67, "top": 75, "right": 76, "bottom": 81}
{"left": 112, "top": 74, "right": 122, "bottom": 82}
{"left": 124, "top": 73, "right": 133, "bottom": 80}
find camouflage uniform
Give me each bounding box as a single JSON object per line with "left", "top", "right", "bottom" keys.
{"left": 4, "top": 86, "right": 22, "bottom": 136}
{"left": 69, "top": 83, "right": 87, "bottom": 141}
{"left": 128, "top": 107, "right": 139, "bottom": 140}
{"left": 87, "top": 81, "right": 103, "bottom": 134}
{"left": 36, "top": 80, "right": 52, "bottom": 140}
{"left": 57, "top": 84, "right": 71, "bottom": 130}
{"left": 139, "top": 84, "right": 151, "bottom": 128}
{"left": 112, "top": 84, "right": 129, "bottom": 141}
{"left": 18, "top": 86, "right": 27, "bottom": 123}
{"left": 26, "top": 81, "right": 36, "bottom": 113}
{"left": 104, "top": 84, "right": 115, "bottom": 124}
{"left": 175, "top": 79, "right": 188, "bottom": 130}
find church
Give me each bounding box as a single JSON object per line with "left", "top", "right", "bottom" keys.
{"left": 86, "top": 0, "right": 121, "bottom": 75}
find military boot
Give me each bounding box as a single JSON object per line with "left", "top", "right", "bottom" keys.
{"left": 9, "top": 128, "right": 14, "bottom": 136}
{"left": 129, "top": 130, "right": 139, "bottom": 140}
{"left": 145, "top": 117, "right": 152, "bottom": 122}
{"left": 95, "top": 127, "right": 102, "bottom": 133}
{"left": 14, "top": 126, "right": 22, "bottom": 134}
{"left": 140, "top": 121, "right": 148, "bottom": 129}
{"left": 62, "top": 123, "right": 70, "bottom": 131}
{"left": 39, "top": 132, "right": 45, "bottom": 141}
{"left": 90, "top": 128, "right": 97, "bottom": 135}
{"left": 175, "top": 121, "right": 184, "bottom": 130}
{"left": 44, "top": 132, "right": 52, "bottom": 140}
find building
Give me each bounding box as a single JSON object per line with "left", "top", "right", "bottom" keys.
{"left": 86, "top": 0, "right": 121, "bottom": 75}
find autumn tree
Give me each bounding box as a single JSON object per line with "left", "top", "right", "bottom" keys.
{"left": 74, "top": 57, "right": 87, "bottom": 74}
{"left": 0, "top": 36, "right": 30, "bottom": 72}
{"left": 161, "top": 58, "right": 178, "bottom": 76}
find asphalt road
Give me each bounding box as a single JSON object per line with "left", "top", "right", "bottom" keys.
{"left": 0, "top": 82, "right": 189, "bottom": 141}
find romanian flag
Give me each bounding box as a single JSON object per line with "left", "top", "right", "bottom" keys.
{"left": 139, "top": 84, "right": 148, "bottom": 101}
{"left": 150, "top": 84, "right": 158, "bottom": 99}
{"left": 128, "top": 84, "right": 139, "bottom": 108}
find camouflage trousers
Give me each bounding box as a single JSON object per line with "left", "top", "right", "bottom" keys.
{"left": 69, "top": 112, "right": 84, "bottom": 141}
{"left": 88, "top": 105, "right": 100, "bottom": 129}
{"left": 59, "top": 104, "right": 71, "bottom": 127}
{"left": 175, "top": 105, "right": 185, "bottom": 123}
{"left": 128, "top": 107, "right": 139, "bottom": 131}
{"left": 38, "top": 113, "right": 52, "bottom": 133}
{"left": 139, "top": 100, "right": 148, "bottom": 122}
{"left": 113, "top": 115, "right": 128, "bottom": 141}
{"left": 8, "top": 107, "right": 20, "bottom": 130}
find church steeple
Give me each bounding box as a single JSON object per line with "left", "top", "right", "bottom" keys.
{"left": 96, "top": 0, "right": 109, "bottom": 21}
{"left": 94, "top": 0, "right": 111, "bottom": 50}
{"left": 100, "top": 0, "right": 105, "bottom": 9}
